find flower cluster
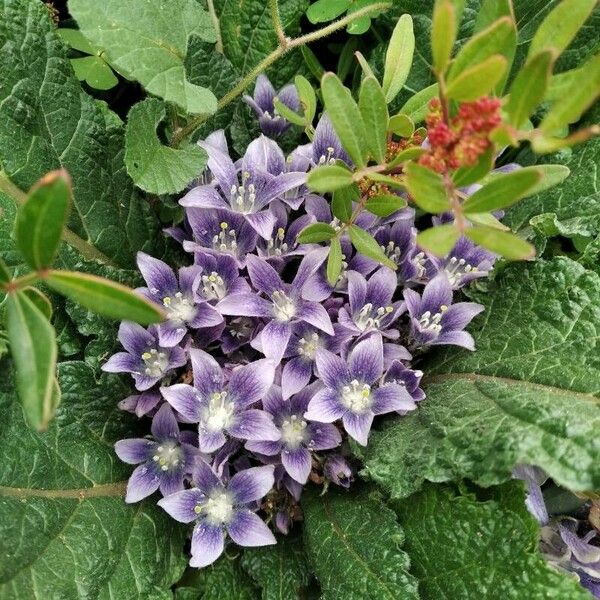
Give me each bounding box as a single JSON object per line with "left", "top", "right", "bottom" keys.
{"left": 103, "top": 78, "right": 494, "bottom": 568}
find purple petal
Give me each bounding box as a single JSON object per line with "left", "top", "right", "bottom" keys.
{"left": 228, "top": 359, "right": 276, "bottom": 407}
{"left": 157, "top": 321, "right": 187, "bottom": 347}
{"left": 198, "top": 429, "right": 228, "bottom": 453}
{"left": 125, "top": 464, "right": 160, "bottom": 503}
{"left": 244, "top": 439, "right": 282, "bottom": 456}
{"left": 281, "top": 357, "right": 313, "bottom": 400}
{"left": 216, "top": 293, "right": 272, "bottom": 318}
{"left": 245, "top": 211, "right": 277, "bottom": 240}
{"left": 190, "top": 348, "right": 224, "bottom": 395}
{"left": 257, "top": 320, "right": 292, "bottom": 364}
{"left": 347, "top": 271, "right": 367, "bottom": 314}
{"left": 136, "top": 252, "right": 178, "bottom": 297}
{"left": 117, "top": 321, "right": 155, "bottom": 355}
{"left": 160, "top": 384, "right": 202, "bottom": 422}
{"left": 342, "top": 412, "right": 374, "bottom": 446}
{"left": 282, "top": 447, "right": 312, "bottom": 483}
{"left": 261, "top": 385, "right": 285, "bottom": 415}
{"left": 296, "top": 302, "right": 334, "bottom": 335}
{"left": 308, "top": 422, "right": 342, "bottom": 450}
{"left": 253, "top": 74, "right": 276, "bottom": 109}
{"left": 292, "top": 247, "right": 329, "bottom": 292}
{"left": 192, "top": 459, "right": 222, "bottom": 492}
{"left": 228, "top": 465, "right": 275, "bottom": 504}
{"left": 440, "top": 302, "right": 484, "bottom": 331}
{"left": 402, "top": 288, "right": 422, "bottom": 317}
{"left": 151, "top": 404, "right": 180, "bottom": 440}
{"left": 102, "top": 352, "right": 139, "bottom": 374}
{"left": 435, "top": 330, "right": 476, "bottom": 350}
{"left": 114, "top": 438, "right": 153, "bottom": 464}
{"left": 180, "top": 185, "right": 228, "bottom": 209}
{"left": 159, "top": 471, "right": 185, "bottom": 497}
{"left": 371, "top": 384, "right": 417, "bottom": 415}
{"left": 366, "top": 267, "right": 397, "bottom": 307}
{"left": 199, "top": 135, "right": 237, "bottom": 194}
{"left": 260, "top": 172, "right": 307, "bottom": 205}
{"left": 229, "top": 409, "right": 281, "bottom": 442}
{"left": 157, "top": 488, "right": 206, "bottom": 523}
{"left": 277, "top": 83, "right": 300, "bottom": 111}
{"left": 421, "top": 274, "right": 453, "bottom": 313}
{"left": 227, "top": 509, "right": 276, "bottom": 547}
{"left": 188, "top": 302, "right": 224, "bottom": 328}
{"left": 190, "top": 522, "right": 226, "bottom": 568}
{"left": 314, "top": 348, "right": 348, "bottom": 389}
{"left": 244, "top": 135, "right": 286, "bottom": 175}
{"left": 348, "top": 334, "right": 384, "bottom": 384}
{"left": 304, "top": 388, "right": 345, "bottom": 423}
{"left": 246, "top": 254, "right": 284, "bottom": 295}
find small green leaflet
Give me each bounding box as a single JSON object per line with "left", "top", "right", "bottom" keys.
{"left": 125, "top": 98, "right": 208, "bottom": 195}
{"left": 452, "top": 147, "right": 494, "bottom": 187}
{"left": 398, "top": 83, "right": 439, "bottom": 124}
{"left": 358, "top": 77, "right": 388, "bottom": 163}
{"left": 364, "top": 194, "right": 407, "bottom": 217}
{"left": 306, "top": 0, "right": 350, "bottom": 23}
{"left": 306, "top": 164, "right": 354, "bottom": 193}
{"left": 297, "top": 223, "right": 337, "bottom": 244}
{"left": 431, "top": 0, "right": 456, "bottom": 74}
{"left": 348, "top": 225, "right": 396, "bottom": 269}
{"left": 405, "top": 162, "right": 450, "bottom": 213}
{"left": 382, "top": 14, "right": 415, "bottom": 103}
{"left": 388, "top": 113, "right": 414, "bottom": 138}
{"left": 327, "top": 238, "right": 343, "bottom": 286}
{"left": 332, "top": 185, "right": 358, "bottom": 221}
{"left": 445, "top": 55, "right": 507, "bottom": 101}
{"left": 465, "top": 226, "right": 535, "bottom": 259}
{"left": 417, "top": 224, "right": 460, "bottom": 255}
{"left": 22, "top": 287, "right": 53, "bottom": 321}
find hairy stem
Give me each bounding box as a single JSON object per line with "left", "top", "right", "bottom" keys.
{"left": 0, "top": 481, "right": 127, "bottom": 499}
{"left": 206, "top": 0, "right": 224, "bottom": 54}
{"left": 269, "top": 0, "right": 288, "bottom": 47}
{"left": 171, "top": 2, "right": 391, "bottom": 146}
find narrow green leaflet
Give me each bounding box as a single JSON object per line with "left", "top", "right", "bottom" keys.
{"left": 125, "top": 98, "right": 208, "bottom": 194}
{"left": 241, "top": 536, "right": 310, "bottom": 600}
{"left": 321, "top": 73, "right": 368, "bottom": 168}
{"left": 22, "top": 287, "right": 53, "bottom": 321}
{"left": 6, "top": 292, "right": 57, "bottom": 430}
{"left": 327, "top": 238, "right": 343, "bottom": 286}
{"left": 295, "top": 75, "right": 317, "bottom": 124}
{"left": 382, "top": 14, "right": 415, "bottom": 103}
{"left": 394, "top": 483, "right": 591, "bottom": 599}
{"left": 405, "top": 162, "right": 450, "bottom": 213}
{"left": 297, "top": 224, "right": 336, "bottom": 244}
{"left": 445, "top": 55, "right": 507, "bottom": 101}
{"left": 331, "top": 185, "right": 358, "bottom": 222}
{"left": 416, "top": 224, "right": 460, "bottom": 255}
{"left": 348, "top": 225, "right": 397, "bottom": 269}
{"left": 465, "top": 226, "right": 535, "bottom": 259}
{"left": 363, "top": 258, "right": 600, "bottom": 498}
{"left": 46, "top": 270, "right": 165, "bottom": 325}
{"left": 306, "top": 164, "right": 354, "bottom": 193}
{"left": 358, "top": 77, "right": 389, "bottom": 163}
{"left": 302, "top": 487, "right": 419, "bottom": 600}
{"left": 15, "top": 171, "right": 72, "bottom": 270}
{"left": 69, "top": 0, "right": 217, "bottom": 114}
{"left": 0, "top": 361, "right": 187, "bottom": 598}
{"left": 431, "top": 0, "right": 456, "bottom": 74}
{"left": 364, "top": 194, "right": 407, "bottom": 217}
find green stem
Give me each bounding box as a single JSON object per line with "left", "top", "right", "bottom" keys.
{"left": 3, "top": 272, "right": 39, "bottom": 292}
{"left": 207, "top": 0, "right": 224, "bottom": 54}
{"left": 269, "top": 0, "right": 288, "bottom": 47}
{"left": 0, "top": 171, "right": 115, "bottom": 266}
{"left": 171, "top": 1, "right": 391, "bottom": 146}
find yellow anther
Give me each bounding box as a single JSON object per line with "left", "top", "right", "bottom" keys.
{"left": 220, "top": 222, "right": 228, "bottom": 230}
{"left": 142, "top": 352, "right": 152, "bottom": 360}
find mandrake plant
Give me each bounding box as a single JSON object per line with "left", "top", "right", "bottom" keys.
{"left": 0, "top": 0, "right": 599, "bottom": 598}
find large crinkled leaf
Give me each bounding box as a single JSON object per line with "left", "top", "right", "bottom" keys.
{"left": 394, "top": 482, "right": 592, "bottom": 599}
{"left": 363, "top": 257, "right": 600, "bottom": 498}
{"left": 185, "top": 557, "right": 259, "bottom": 600}
{"left": 69, "top": 0, "right": 218, "bottom": 114}
{"left": 0, "top": 360, "right": 187, "bottom": 599}
{"left": 302, "top": 486, "right": 419, "bottom": 600}
{"left": 0, "top": 0, "right": 163, "bottom": 268}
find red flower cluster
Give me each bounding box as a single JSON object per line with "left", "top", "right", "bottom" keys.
{"left": 419, "top": 97, "right": 502, "bottom": 174}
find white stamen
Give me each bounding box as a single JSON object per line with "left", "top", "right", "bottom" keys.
{"left": 340, "top": 380, "right": 372, "bottom": 413}
{"left": 280, "top": 414, "right": 308, "bottom": 449}
{"left": 200, "top": 391, "right": 235, "bottom": 432}
{"left": 271, "top": 290, "right": 296, "bottom": 321}
{"left": 151, "top": 441, "right": 182, "bottom": 472}
{"left": 201, "top": 271, "right": 227, "bottom": 300}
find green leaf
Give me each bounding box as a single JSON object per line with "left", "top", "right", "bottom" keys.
{"left": 331, "top": 184, "right": 358, "bottom": 221}
{"left": 463, "top": 167, "right": 543, "bottom": 213}
{"left": 321, "top": 73, "right": 368, "bottom": 168}
{"left": 302, "top": 487, "right": 419, "bottom": 600}
{"left": 6, "top": 291, "right": 57, "bottom": 430}
{"left": 363, "top": 257, "right": 600, "bottom": 498}
{"left": 306, "top": 0, "right": 350, "bottom": 23}
{"left": 125, "top": 98, "right": 207, "bottom": 195}
{"left": 473, "top": 0, "right": 514, "bottom": 33}
{"left": 0, "top": 360, "right": 187, "bottom": 597}
{"left": 355, "top": 50, "right": 376, "bottom": 79}
{"left": 241, "top": 535, "right": 310, "bottom": 600}
{"left": 193, "top": 556, "right": 257, "bottom": 599}
{"left": 46, "top": 270, "right": 164, "bottom": 325}
{"left": 364, "top": 194, "right": 407, "bottom": 217}
{"left": 15, "top": 170, "right": 72, "bottom": 270}
{"left": 71, "top": 55, "right": 119, "bottom": 90}
{"left": 295, "top": 75, "right": 317, "bottom": 123}
{"left": 306, "top": 164, "right": 354, "bottom": 193}
{"left": 445, "top": 55, "right": 507, "bottom": 101}
{"left": 388, "top": 113, "right": 415, "bottom": 137}
{"left": 387, "top": 146, "right": 426, "bottom": 169}
{"left": 540, "top": 53, "right": 600, "bottom": 134}
{"left": 405, "top": 162, "right": 451, "bottom": 213}
{"left": 327, "top": 238, "right": 343, "bottom": 286}
{"left": 348, "top": 225, "right": 397, "bottom": 269}
{"left": 273, "top": 98, "right": 306, "bottom": 126}
{"left": 22, "top": 287, "right": 53, "bottom": 321}
{"left": 297, "top": 223, "right": 337, "bottom": 244}
{"left": 431, "top": 0, "right": 456, "bottom": 74}
{"left": 69, "top": 0, "right": 217, "bottom": 114}
{"left": 397, "top": 83, "right": 439, "bottom": 123}
{"left": 367, "top": 173, "right": 406, "bottom": 189}
{"left": 452, "top": 147, "right": 494, "bottom": 187}
{"left": 527, "top": 0, "right": 597, "bottom": 61}
{"left": 359, "top": 77, "right": 389, "bottom": 163}
{"left": 467, "top": 211, "right": 509, "bottom": 230}
{"left": 0, "top": 258, "right": 10, "bottom": 285}
{"left": 506, "top": 50, "right": 556, "bottom": 128}
{"left": 57, "top": 27, "right": 95, "bottom": 54}
{"left": 382, "top": 14, "right": 415, "bottom": 103}
{"left": 394, "top": 483, "right": 592, "bottom": 600}
{"left": 0, "top": 0, "right": 165, "bottom": 268}
{"left": 465, "top": 226, "right": 535, "bottom": 259}
{"left": 416, "top": 224, "right": 460, "bottom": 255}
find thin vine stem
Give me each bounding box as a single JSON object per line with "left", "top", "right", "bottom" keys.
{"left": 171, "top": 2, "right": 391, "bottom": 146}
{"left": 269, "top": 0, "right": 288, "bottom": 47}
{"left": 206, "top": 0, "right": 224, "bottom": 54}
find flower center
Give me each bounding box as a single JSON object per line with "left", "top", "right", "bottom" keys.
{"left": 280, "top": 415, "right": 308, "bottom": 449}
{"left": 162, "top": 291, "right": 195, "bottom": 323}
{"left": 413, "top": 251, "right": 427, "bottom": 280}
{"left": 318, "top": 146, "right": 336, "bottom": 165}
{"left": 445, "top": 256, "right": 477, "bottom": 286}
{"left": 151, "top": 441, "right": 183, "bottom": 472}
{"left": 228, "top": 317, "right": 255, "bottom": 341}
{"left": 266, "top": 227, "right": 289, "bottom": 257}
{"left": 418, "top": 306, "right": 448, "bottom": 333}
{"left": 354, "top": 303, "right": 394, "bottom": 331}
{"left": 141, "top": 349, "right": 169, "bottom": 377}
{"left": 203, "top": 491, "right": 234, "bottom": 525}
{"left": 201, "top": 271, "right": 227, "bottom": 300}
{"left": 201, "top": 391, "right": 235, "bottom": 432}
{"left": 341, "top": 379, "right": 372, "bottom": 413}
{"left": 382, "top": 241, "right": 402, "bottom": 264}
{"left": 297, "top": 332, "right": 319, "bottom": 359}
{"left": 230, "top": 171, "right": 256, "bottom": 214}
{"left": 271, "top": 290, "right": 296, "bottom": 321}
{"left": 212, "top": 221, "right": 238, "bottom": 254}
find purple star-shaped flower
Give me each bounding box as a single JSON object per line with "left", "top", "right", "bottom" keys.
{"left": 323, "top": 454, "right": 354, "bottom": 488}
{"left": 384, "top": 360, "right": 425, "bottom": 405}
{"left": 312, "top": 112, "right": 351, "bottom": 166}
{"left": 243, "top": 74, "right": 300, "bottom": 137}
{"left": 246, "top": 386, "right": 341, "bottom": 483}
{"left": 136, "top": 252, "right": 223, "bottom": 347}
{"left": 403, "top": 274, "right": 484, "bottom": 350}
{"left": 216, "top": 250, "right": 334, "bottom": 363}
{"left": 305, "top": 334, "right": 417, "bottom": 445}
{"left": 193, "top": 251, "right": 250, "bottom": 302}
{"left": 160, "top": 349, "right": 280, "bottom": 453}
{"left": 158, "top": 461, "right": 276, "bottom": 567}
{"left": 115, "top": 404, "right": 199, "bottom": 503}
{"left": 102, "top": 322, "right": 187, "bottom": 391}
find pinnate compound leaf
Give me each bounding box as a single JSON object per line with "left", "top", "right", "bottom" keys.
{"left": 15, "top": 170, "right": 72, "bottom": 270}
{"left": 348, "top": 225, "right": 397, "bottom": 270}
{"left": 125, "top": 98, "right": 208, "bottom": 194}
{"left": 0, "top": 361, "right": 187, "bottom": 598}
{"left": 363, "top": 258, "right": 600, "bottom": 498}
{"left": 241, "top": 536, "right": 310, "bottom": 600}
{"left": 302, "top": 487, "right": 419, "bottom": 600}
{"left": 405, "top": 162, "right": 450, "bottom": 213}
{"left": 382, "top": 14, "right": 415, "bottom": 103}
{"left": 6, "top": 291, "right": 57, "bottom": 430}
{"left": 394, "top": 483, "right": 592, "bottom": 599}
{"left": 306, "top": 164, "right": 354, "bottom": 193}
{"left": 69, "top": 0, "right": 218, "bottom": 114}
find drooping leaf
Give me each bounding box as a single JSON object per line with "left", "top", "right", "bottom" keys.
{"left": 348, "top": 225, "right": 397, "bottom": 269}
{"left": 431, "top": 0, "right": 456, "bottom": 74}
{"left": 359, "top": 77, "right": 389, "bottom": 163}
{"left": 297, "top": 224, "right": 337, "bottom": 244}
{"left": 125, "top": 98, "right": 208, "bottom": 194}
{"left": 69, "top": 0, "right": 218, "bottom": 114}
{"left": 327, "top": 237, "right": 344, "bottom": 286}
{"left": 302, "top": 486, "right": 419, "bottom": 600}
{"left": 445, "top": 55, "right": 507, "bottom": 101}
{"left": 416, "top": 224, "right": 460, "bottom": 255}
{"left": 382, "top": 14, "right": 415, "bottom": 103}
{"left": 15, "top": 170, "right": 72, "bottom": 271}
{"left": 394, "top": 483, "right": 592, "bottom": 599}
{"left": 405, "top": 162, "right": 451, "bottom": 213}
{"left": 363, "top": 258, "right": 600, "bottom": 498}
